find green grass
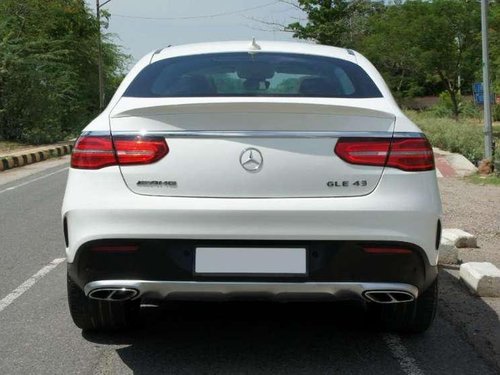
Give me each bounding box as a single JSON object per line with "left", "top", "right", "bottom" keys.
{"left": 405, "top": 110, "right": 499, "bottom": 163}
{"left": 466, "top": 174, "right": 500, "bottom": 186}
{"left": 493, "top": 124, "right": 500, "bottom": 139}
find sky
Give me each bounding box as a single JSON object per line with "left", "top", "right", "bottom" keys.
{"left": 85, "top": 0, "right": 307, "bottom": 63}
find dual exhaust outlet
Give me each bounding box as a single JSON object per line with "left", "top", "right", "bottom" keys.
{"left": 363, "top": 290, "right": 415, "bottom": 304}
{"left": 88, "top": 288, "right": 138, "bottom": 302}
{"left": 87, "top": 287, "right": 416, "bottom": 304}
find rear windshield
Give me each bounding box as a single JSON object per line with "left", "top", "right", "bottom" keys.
{"left": 124, "top": 52, "right": 382, "bottom": 98}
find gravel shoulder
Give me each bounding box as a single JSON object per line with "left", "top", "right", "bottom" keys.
{"left": 439, "top": 177, "right": 500, "bottom": 267}
{"left": 438, "top": 177, "right": 500, "bottom": 372}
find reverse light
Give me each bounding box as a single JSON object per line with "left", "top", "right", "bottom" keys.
{"left": 334, "top": 137, "right": 434, "bottom": 172}
{"left": 71, "top": 134, "right": 168, "bottom": 169}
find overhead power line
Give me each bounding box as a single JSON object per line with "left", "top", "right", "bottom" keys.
{"left": 111, "top": 1, "right": 281, "bottom": 21}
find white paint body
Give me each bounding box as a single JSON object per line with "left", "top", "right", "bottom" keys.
{"left": 62, "top": 41, "right": 442, "bottom": 269}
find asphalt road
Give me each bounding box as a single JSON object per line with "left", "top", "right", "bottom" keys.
{"left": 0, "top": 159, "right": 498, "bottom": 375}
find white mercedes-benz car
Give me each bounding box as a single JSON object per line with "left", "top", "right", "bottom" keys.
{"left": 62, "top": 40, "right": 442, "bottom": 332}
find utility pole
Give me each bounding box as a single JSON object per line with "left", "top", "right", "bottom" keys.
{"left": 481, "top": 0, "right": 493, "bottom": 159}
{"left": 96, "top": 0, "right": 112, "bottom": 111}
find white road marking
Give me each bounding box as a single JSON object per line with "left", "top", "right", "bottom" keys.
{"left": 0, "top": 258, "right": 65, "bottom": 313}
{"left": 383, "top": 333, "right": 425, "bottom": 375}
{"left": 0, "top": 167, "right": 68, "bottom": 195}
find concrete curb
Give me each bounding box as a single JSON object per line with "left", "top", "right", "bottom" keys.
{"left": 433, "top": 147, "right": 478, "bottom": 177}
{"left": 460, "top": 262, "right": 500, "bottom": 297}
{"left": 438, "top": 228, "right": 478, "bottom": 265}
{"left": 442, "top": 228, "right": 478, "bottom": 249}
{"left": 438, "top": 237, "right": 459, "bottom": 265}
{"left": 0, "top": 143, "right": 73, "bottom": 172}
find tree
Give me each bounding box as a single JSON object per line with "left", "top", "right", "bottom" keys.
{"left": 288, "top": 0, "right": 484, "bottom": 118}
{"left": 0, "top": 0, "right": 129, "bottom": 144}
{"left": 490, "top": 2, "right": 500, "bottom": 94}
{"left": 362, "top": 0, "right": 481, "bottom": 117}
{"left": 287, "top": 0, "right": 385, "bottom": 48}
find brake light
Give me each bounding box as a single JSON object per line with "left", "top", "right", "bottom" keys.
{"left": 334, "top": 138, "right": 390, "bottom": 167}
{"left": 71, "top": 136, "right": 116, "bottom": 169}
{"left": 386, "top": 138, "right": 434, "bottom": 171}
{"left": 71, "top": 135, "right": 168, "bottom": 169}
{"left": 114, "top": 137, "right": 169, "bottom": 165}
{"left": 334, "top": 137, "right": 434, "bottom": 172}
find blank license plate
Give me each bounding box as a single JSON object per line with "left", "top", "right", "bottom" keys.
{"left": 195, "top": 247, "right": 306, "bottom": 275}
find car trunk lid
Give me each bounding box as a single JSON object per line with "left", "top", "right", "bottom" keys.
{"left": 109, "top": 98, "right": 395, "bottom": 198}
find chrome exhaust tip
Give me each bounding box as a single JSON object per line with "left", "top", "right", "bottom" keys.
{"left": 363, "top": 290, "right": 415, "bottom": 304}
{"left": 88, "top": 288, "right": 139, "bottom": 301}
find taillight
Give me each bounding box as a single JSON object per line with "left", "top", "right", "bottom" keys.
{"left": 114, "top": 137, "right": 168, "bottom": 165}
{"left": 386, "top": 138, "right": 434, "bottom": 171}
{"left": 334, "top": 138, "right": 391, "bottom": 167}
{"left": 71, "top": 135, "right": 168, "bottom": 169}
{"left": 71, "top": 136, "right": 116, "bottom": 169}
{"left": 334, "top": 137, "right": 434, "bottom": 172}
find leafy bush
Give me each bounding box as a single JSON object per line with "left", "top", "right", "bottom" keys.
{"left": 493, "top": 104, "right": 500, "bottom": 122}
{"left": 429, "top": 92, "right": 481, "bottom": 119}
{"left": 460, "top": 100, "right": 482, "bottom": 119}
{"left": 406, "top": 110, "right": 484, "bottom": 163}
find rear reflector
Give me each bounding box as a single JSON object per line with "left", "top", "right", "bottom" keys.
{"left": 334, "top": 137, "right": 434, "bottom": 172}
{"left": 363, "top": 247, "right": 412, "bottom": 255}
{"left": 90, "top": 244, "right": 139, "bottom": 253}
{"left": 71, "top": 135, "right": 168, "bottom": 169}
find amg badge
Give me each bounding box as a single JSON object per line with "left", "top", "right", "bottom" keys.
{"left": 137, "top": 180, "right": 178, "bottom": 187}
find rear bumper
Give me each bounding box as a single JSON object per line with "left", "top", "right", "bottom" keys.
{"left": 62, "top": 167, "right": 442, "bottom": 266}
{"left": 67, "top": 239, "right": 438, "bottom": 298}
{"left": 82, "top": 279, "right": 420, "bottom": 303}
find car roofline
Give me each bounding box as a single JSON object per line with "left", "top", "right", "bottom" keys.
{"left": 150, "top": 40, "right": 358, "bottom": 64}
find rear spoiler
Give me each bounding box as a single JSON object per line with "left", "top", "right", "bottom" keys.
{"left": 110, "top": 97, "right": 396, "bottom": 119}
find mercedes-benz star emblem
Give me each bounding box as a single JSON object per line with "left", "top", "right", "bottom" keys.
{"left": 240, "top": 148, "right": 263, "bottom": 172}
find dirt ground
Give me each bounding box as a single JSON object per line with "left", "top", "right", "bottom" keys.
{"left": 439, "top": 177, "right": 500, "bottom": 267}
{"left": 0, "top": 141, "right": 35, "bottom": 157}
{"left": 438, "top": 177, "right": 500, "bottom": 371}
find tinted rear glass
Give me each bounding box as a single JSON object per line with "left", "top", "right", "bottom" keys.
{"left": 124, "top": 52, "right": 382, "bottom": 98}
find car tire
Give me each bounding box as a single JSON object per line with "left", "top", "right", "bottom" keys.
{"left": 67, "top": 274, "right": 140, "bottom": 331}
{"left": 369, "top": 278, "right": 438, "bottom": 333}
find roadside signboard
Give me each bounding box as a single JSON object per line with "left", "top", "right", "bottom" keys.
{"left": 473, "top": 82, "right": 483, "bottom": 93}
{"left": 472, "top": 82, "right": 496, "bottom": 105}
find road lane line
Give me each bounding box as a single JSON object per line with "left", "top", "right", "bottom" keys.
{"left": 0, "top": 167, "right": 68, "bottom": 195}
{"left": 383, "top": 333, "right": 425, "bottom": 375}
{"left": 0, "top": 258, "right": 65, "bottom": 313}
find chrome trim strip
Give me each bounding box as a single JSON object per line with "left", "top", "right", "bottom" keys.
{"left": 85, "top": 130, "right": 424, "bottom": 139}
{"left": 84, "top": 280, "right": 419, "bottom": 302}
{"left": 392, "top": 132, "right": 425, "bottom": 138}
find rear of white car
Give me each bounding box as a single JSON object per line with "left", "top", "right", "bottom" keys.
{"left": 62, "top": 41, "right": 441, "bottom": 332}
